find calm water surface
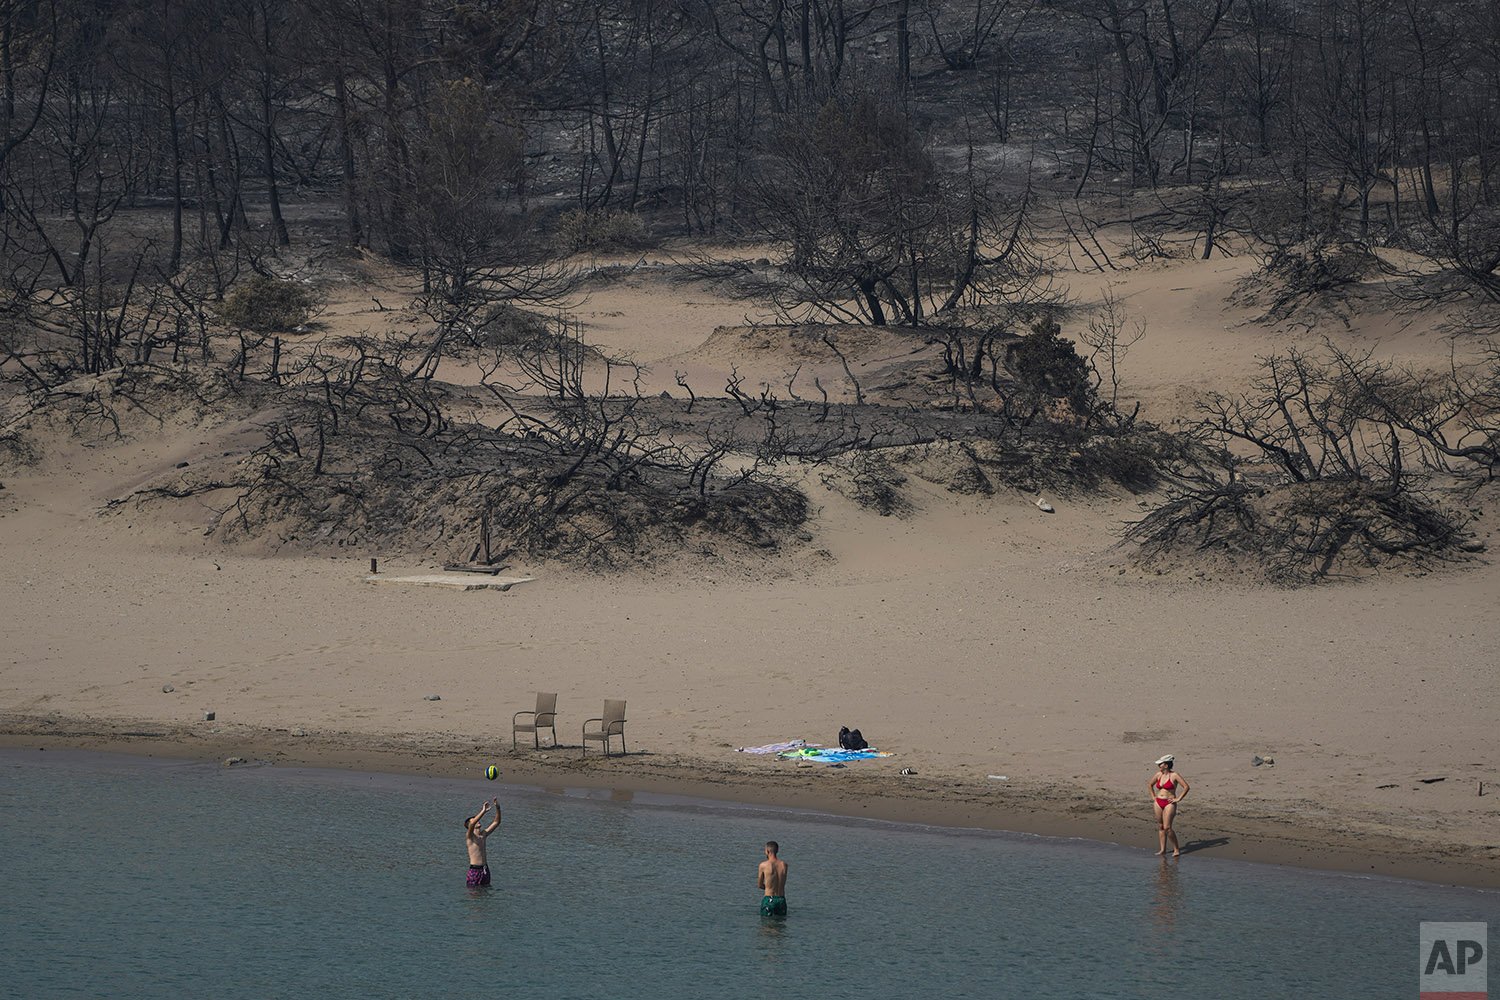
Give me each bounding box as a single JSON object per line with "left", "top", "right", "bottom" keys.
{"left": 1, "top": 749, "right": 1493, "bottom": 999}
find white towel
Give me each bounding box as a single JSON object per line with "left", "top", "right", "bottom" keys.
{"left": 735, "top": 739, "right": 810, "bottom": 754}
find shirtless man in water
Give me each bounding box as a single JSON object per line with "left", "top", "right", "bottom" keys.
{"left": 757, "top": 841, "right": 789, "bottom": 917}
{"left": 464, "top": 798, "right": 501, "bottom": 887}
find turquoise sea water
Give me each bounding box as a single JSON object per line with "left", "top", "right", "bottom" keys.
{"left": 1, "top": 749, "right": 1494, "bottom": 999}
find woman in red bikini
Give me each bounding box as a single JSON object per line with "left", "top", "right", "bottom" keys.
{"left": 1149, "top": 754, "right": 1189, "bottom": 857}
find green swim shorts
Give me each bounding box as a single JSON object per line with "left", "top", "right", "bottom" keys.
{"left": 760, "top": 895, "right": 787, "bottom": 917}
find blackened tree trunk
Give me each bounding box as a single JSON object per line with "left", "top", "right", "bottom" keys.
{"left": 333, "top": 68, "right": 362, "bottom": 247}
{"left": 165, "top": 60, "right": 184, "bottom": 273}
{"left": 259, "top": 2, "right": 290, "bottom": 246}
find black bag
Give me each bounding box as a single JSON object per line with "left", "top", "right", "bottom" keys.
{"left": 838, "top": 726, "right": 869, "bottom": 751}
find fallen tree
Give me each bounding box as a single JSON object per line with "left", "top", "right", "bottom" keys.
{"left": 1127, "top": 343, "right": 1493, "bottom": 584}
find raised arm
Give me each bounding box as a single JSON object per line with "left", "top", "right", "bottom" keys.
{"left": 483, "top": 799, "right": 502, "bottom": 835}
{"left": 468, "top": 801, "right": 490, "bottom": 830}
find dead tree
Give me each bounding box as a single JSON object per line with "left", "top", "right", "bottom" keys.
{"left": 1128, "top": 344, "right": 1484, "bottom": 582}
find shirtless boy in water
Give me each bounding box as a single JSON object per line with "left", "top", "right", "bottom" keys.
{"left": 757, "top": 841, "right": 789, "bottom": 917}
{"left": 464, "top": 799, "right": 501, "bottom": 887}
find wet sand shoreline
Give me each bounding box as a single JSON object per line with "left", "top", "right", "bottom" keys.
{"left": 6, "top": 712, "right": 1496, "bottom": 890}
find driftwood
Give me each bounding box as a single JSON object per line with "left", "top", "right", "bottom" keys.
{"left": 441, "top": 563, "right": 513, "bottom": 575}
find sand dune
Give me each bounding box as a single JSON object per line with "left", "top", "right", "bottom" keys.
{"left": 3, "top": 251, "right": 1497, "bottom": 886}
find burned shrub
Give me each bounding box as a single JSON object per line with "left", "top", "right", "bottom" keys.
{"left": 1129, "top": 478, "right": 1476, "bottom": 584}
{"left": 555, "top": 209, "right": 650, "bottom": 253}
{"left": 1242, "top": 240, "right": 1380, "bottom": 324}
{"left": 820, "top": 450, "right": 912, "bottom": 517}
{"left": 1125, "top": 345, "right": 1487, "bottom": 584}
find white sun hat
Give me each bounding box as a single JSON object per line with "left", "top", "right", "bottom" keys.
{"left": 1154, "top": 754, "right": 1175, "bottom": 765}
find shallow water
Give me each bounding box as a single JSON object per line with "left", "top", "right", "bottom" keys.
{"left": 1, "top": 749, "right": 1493, "bottom": 999}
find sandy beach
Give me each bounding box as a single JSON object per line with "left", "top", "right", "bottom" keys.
{"left": 11, "top": 10, "right": 1500, "bottom": 999}
{"left": 3, "top": 253, "right": 1498, "bottom": 890}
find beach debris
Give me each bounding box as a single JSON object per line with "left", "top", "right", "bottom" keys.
{"left": 1479, "top": 781, "right": 1485, "bottom": 796}
{"left": 370, "top": 557, "right": 378, "bottom": 574}
{"left": 223, "top": 757, "right": 246, "bottom": 767}
{"left": 1252, "top": 755, "right": 1263, "bottom": 766}
{"left": 1376, "top": 784, "right": 1398, "bottom": 789}
{"left": 899, "top": 767, "right": 916, "bottom": 776}
{"left": 1419, "top": 776, "right": 1447, "bottom": 784}
{"left": 441, "top": 563, "right": 514, "bottom": 576}
{"left": 987, "top": 774, "right": 1008, "bottom": 781}
{"left": 1035, "top": 496, "right": 1055, "bottom": 513}
{"left": 423, "top": 694, "right": 442, "bottom": 701}
{"left": 291, "top": 728, "right": 306, "bottom": 737}
{"left": 369, "top": 572, "right": 533, "bottom": 591}
{"left": 161, "top": 684, "right": 175, "bottom": 693}
{"left": 202, "top": 710, "right": 215, "bottom": 721}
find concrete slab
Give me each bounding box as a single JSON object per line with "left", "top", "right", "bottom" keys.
{"left": 365, "top": 574, "right": 534, "bottom": 592}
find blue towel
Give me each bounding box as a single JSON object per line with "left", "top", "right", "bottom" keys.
{"left": 777, "top": 747, "right": 892, "bottom": 763}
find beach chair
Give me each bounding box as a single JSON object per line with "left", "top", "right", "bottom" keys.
{"left": 581, "top": 699, "right": 627, "bottom": 758}
{"left": 512, "top": 692, "right": 558, "bottom": 749}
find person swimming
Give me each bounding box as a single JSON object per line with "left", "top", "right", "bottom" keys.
{"left": 1149, "top": 755, "right": 1189, "bottom": 857}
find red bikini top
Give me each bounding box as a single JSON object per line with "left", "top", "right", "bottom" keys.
{"left": 1154, "top": 776, "right": 1176, "bottom": 792}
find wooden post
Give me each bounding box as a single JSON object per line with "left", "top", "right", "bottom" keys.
{"left": 370, "top": 557, "right": 378, "bottom": 574}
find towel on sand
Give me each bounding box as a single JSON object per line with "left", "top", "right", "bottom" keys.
{"left": 777, "top": 747, "right": 892, "bottom": 764}
{"left": 736, "top": 739, "right": 809, "bottom": 754}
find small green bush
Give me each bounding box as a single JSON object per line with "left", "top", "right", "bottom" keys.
{"left": 1005, "top": 317, "right": 1095, "bottom": 414}
{"left": 219, "top": 275, "right": 318, "bottom": 332}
